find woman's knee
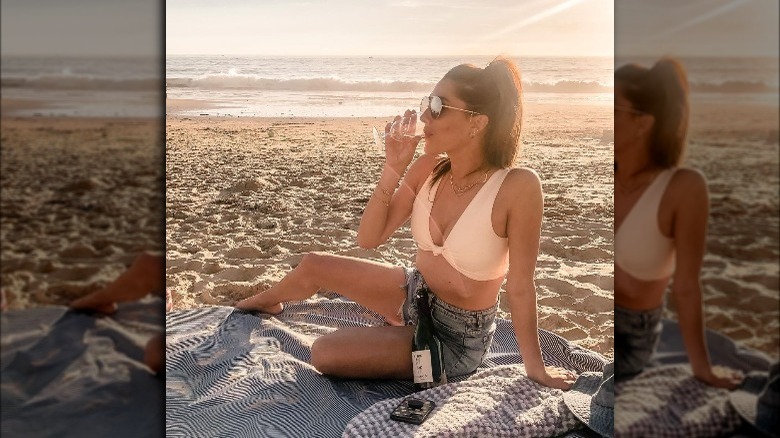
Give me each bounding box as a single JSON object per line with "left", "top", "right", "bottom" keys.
{"left": 310, "top": 336, "right": 337, "bottom": 375}
{"left": 144, "top": 333, "right": 164, "bottom": 374}
{"left": 298, "top": 251, "right": 332, "bottom": 271}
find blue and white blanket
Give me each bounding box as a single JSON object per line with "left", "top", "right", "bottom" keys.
{"left": 166, "top": 298, "right": 607, "bottom": 437}
{"left": 1, "top": 299, "right": 164, "bottom": 438}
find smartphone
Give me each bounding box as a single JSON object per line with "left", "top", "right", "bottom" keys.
{"left": 389, "top": 397, "right": 435, "bottom": 425}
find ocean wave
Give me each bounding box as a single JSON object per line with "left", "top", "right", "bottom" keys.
{"left": 165, "top": 75, "right": 433, "bottom": 92}
{"left": 524, "top": 81, "right": 612, "bottom": 93}
{"left": 1, "top": 75, "right": 162, "bottom": 91}
{"left": 165, "top": 75, "right": 615, "bottom": 93}
{"left": 690, "top": 80, "right": 777, "bottom": 93}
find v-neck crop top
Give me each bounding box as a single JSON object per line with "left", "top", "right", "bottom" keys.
{"left": 615, "top": 168, "right": 677, "bottom": 281}
{"left": 411, "top": 168, "right": 512, "bottom": 281}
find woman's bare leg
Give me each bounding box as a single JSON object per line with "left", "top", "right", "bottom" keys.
{"left": 311, "top": 325, "right": 415, "bottom": 379}
{"left": 69, "top": 252, "right": 164, "bottom": 313}
{"left": 235, "top": 252, "right": 408, "bottom": 325}
{"left": 144, "top": 332, "right": 164, "bottom": 375}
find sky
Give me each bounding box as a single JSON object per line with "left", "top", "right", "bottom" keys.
{"left": 1, "top": 0, "right": 776, "bottom": 58}
{"left": 165, "top": 0, "right": 615, "bottom": 57}
{"left": 616, "top": 0, "right": 778, "bottom": 57}
{"left": 1, "top": 0, "right": 161, "bottom": 57}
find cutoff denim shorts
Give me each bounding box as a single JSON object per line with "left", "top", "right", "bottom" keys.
{"left": 614, "top": 304, "right": 664, "bottom": 380}
{"left": 401, "top": 268, "right": 497, "bottom": 377}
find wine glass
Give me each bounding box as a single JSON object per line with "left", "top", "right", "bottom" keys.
{"left": 372, "top": 112, "right": 424, "bottom": 154}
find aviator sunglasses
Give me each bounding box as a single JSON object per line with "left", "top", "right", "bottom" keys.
{"left": 420, "top": 95, "right": 480, "bottom": 119}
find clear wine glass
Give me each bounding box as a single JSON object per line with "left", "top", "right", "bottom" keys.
{"left": 372, "top": 112, "right": 424, "bottom": 154}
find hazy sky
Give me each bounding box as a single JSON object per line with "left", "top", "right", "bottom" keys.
{"left": 2, "top": 0, "right": 776, "bottom": 58}
{"left": 166, "top": 0, "right": 615, "bottom": 57}
{"left": 1, "top": 0, "right": 161, "bottom": 57}
{"left": 616, "top": 0, "right": 779, "bottom": 57}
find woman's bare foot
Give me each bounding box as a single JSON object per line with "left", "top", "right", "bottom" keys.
{"left": 69, "top": 252, "right": 163, "bottom": 314}
{"left": 234, "top": 286, "right": 284, "bottom": 314}
{"left": 69, "top": 292, "right": 119, "bottom": 314}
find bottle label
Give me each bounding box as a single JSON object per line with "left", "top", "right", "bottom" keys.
{"left": 412, "top": 350, "right": 434, "bottom": 384}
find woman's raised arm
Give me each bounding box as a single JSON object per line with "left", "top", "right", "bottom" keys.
{"left": 357, "top": 137, "right": 437, "bottom": 249}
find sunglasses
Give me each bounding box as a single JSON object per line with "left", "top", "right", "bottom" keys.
{"left": 420, "top": 95, "right": 480, "bottom": 119}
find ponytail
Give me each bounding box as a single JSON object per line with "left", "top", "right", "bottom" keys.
{"left": 430, "top": 56, "right": 524, "bottom": 186}
{"left": 616, "top": 57, "right": 689, "bottom": 167}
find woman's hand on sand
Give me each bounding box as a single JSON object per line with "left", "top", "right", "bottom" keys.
{"left": 695, "top": 366, "right": 744, "bottom": 390}
{"left": 529, "top": 366, "right": 578, "bottom": 390}
{"left": 384, "top": 109, "right": 421, "bottom": 174}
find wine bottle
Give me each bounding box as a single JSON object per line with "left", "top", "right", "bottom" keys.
{"left": 412, "top": 288, "right": 447, "bottom": 391}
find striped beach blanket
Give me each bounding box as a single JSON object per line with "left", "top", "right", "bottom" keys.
{"left": 1, "top": 299, "right": 164, "bottom": 438}
{"left": 166, "top": 298, "right": 606, "bottom": 437}
{"left": 615, "top": 319, "right": 774, "bottom": 438}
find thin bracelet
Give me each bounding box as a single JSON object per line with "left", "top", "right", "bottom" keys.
{"left": 379, "top": 184, "right": 395, "bottom": 197}
{"left": 373, "top": 192, "right": 390, "bottom": 207}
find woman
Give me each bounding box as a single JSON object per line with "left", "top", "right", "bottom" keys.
{"left": 237, "top": 57, "right": 575, "bottom": 390}
{"left": 614, "top": 58, "right": 742, "bottom": 388}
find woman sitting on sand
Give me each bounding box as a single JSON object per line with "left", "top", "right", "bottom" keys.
{"left": 237, "top": 57, "right": 576, "bottom": 390}
{"left": 614, "top": 58, "right": 743, "bottom": 388}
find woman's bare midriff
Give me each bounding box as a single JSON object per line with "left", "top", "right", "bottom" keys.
{"left": 615, "top": 264, "right": 670, "bottom": 310}
{"left": 415, "top": 249, "right": 503, "bottom": 311}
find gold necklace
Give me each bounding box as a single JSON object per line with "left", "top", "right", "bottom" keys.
{"left": 449, "top": 170, "right": 489, "bottom": 197}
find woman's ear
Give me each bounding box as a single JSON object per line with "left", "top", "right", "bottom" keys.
{"left": 637, "top": 113, "right": 655, "bottom": 137}
{"left": 472, "top": 114, "right": 489, "bottom": 135}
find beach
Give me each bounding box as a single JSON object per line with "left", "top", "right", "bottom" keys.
{"left": 668, "top": 99, "right": 780, "bottom": 359}
{"left": 0, "top": 113, "right": 164, "bottom": 308}
{"left": 165, "top": 99, "right": 616, "bottom": 358}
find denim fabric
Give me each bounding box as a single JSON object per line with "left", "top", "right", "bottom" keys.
{"left": 615, "top": 304, "right": 664, "bottom": 379}
{"left": 402, "top": 268, "right": 497, "bottom": 377}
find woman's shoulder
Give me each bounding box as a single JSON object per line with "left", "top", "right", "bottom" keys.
{"left": 496, "top": 167, "right": 542, "bottom": 210}
{"left": 501, "top": 166, "right": 542, "bottom": 192}
{"left": 668, "top": 166, "right": 708, "bottom": 194}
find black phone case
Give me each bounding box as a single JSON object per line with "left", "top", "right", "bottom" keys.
{"left": 389, "top": 398, "right": 435, "bottom": 425}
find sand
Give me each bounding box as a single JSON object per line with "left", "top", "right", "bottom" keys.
{"left": 0, "top": 114, "right": 164, "bottom": 308}
{"left": 666, "top": 100, "right": 780, "bottom": 360}
{"left": 4, "top": 94, "right": 775, "bottom": 363}
{"left": 165, "top": 101, "right": 616, "bottom": 358}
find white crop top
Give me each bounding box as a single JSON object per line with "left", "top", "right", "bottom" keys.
{"left": 410, "top": 169, "right": 512, "bottom": 281}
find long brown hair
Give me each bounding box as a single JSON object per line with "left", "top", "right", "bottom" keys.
{"left": 615, "top": 58, "right": 690, "bottom": 167}
{"left": 430, "top": 56, "right": 523, "bottom": 186}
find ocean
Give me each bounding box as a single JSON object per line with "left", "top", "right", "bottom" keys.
{"left": 616, "top": 56, "right": 779, "bottom": 106}
{"left": 165, "top": 55, "right": 614, "bottom": 117}
{"left": 1, "top": 55, "right": 775, "bottom": 118}
{"left": 0, "top": 56, "right": 162, "bottom": 117}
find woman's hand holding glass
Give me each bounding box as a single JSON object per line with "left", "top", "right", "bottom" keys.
{"left": 373, "top": 109, "right": 423, "bottom": 174}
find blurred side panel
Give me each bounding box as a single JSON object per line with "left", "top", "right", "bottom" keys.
{"left": 1, "top": 0, "right": 165, "bottom": 436}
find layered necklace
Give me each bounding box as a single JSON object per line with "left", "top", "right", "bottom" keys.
{"left": 449, "top": 168, "right": 489, "bottom": 197}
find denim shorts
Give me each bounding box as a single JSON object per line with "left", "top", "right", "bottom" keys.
{"left": 401, "top": 268, "right": 497, "bottom": 377}
{"left": 615, "top": 304, "right": 663, "bottom": 380}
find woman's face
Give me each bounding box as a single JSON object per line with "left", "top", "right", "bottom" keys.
{"left": 420, "top": 79, "right": 474, "bottom": 156}
{"left": 614, "top": 87, "right": 644, "bottom": 155}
